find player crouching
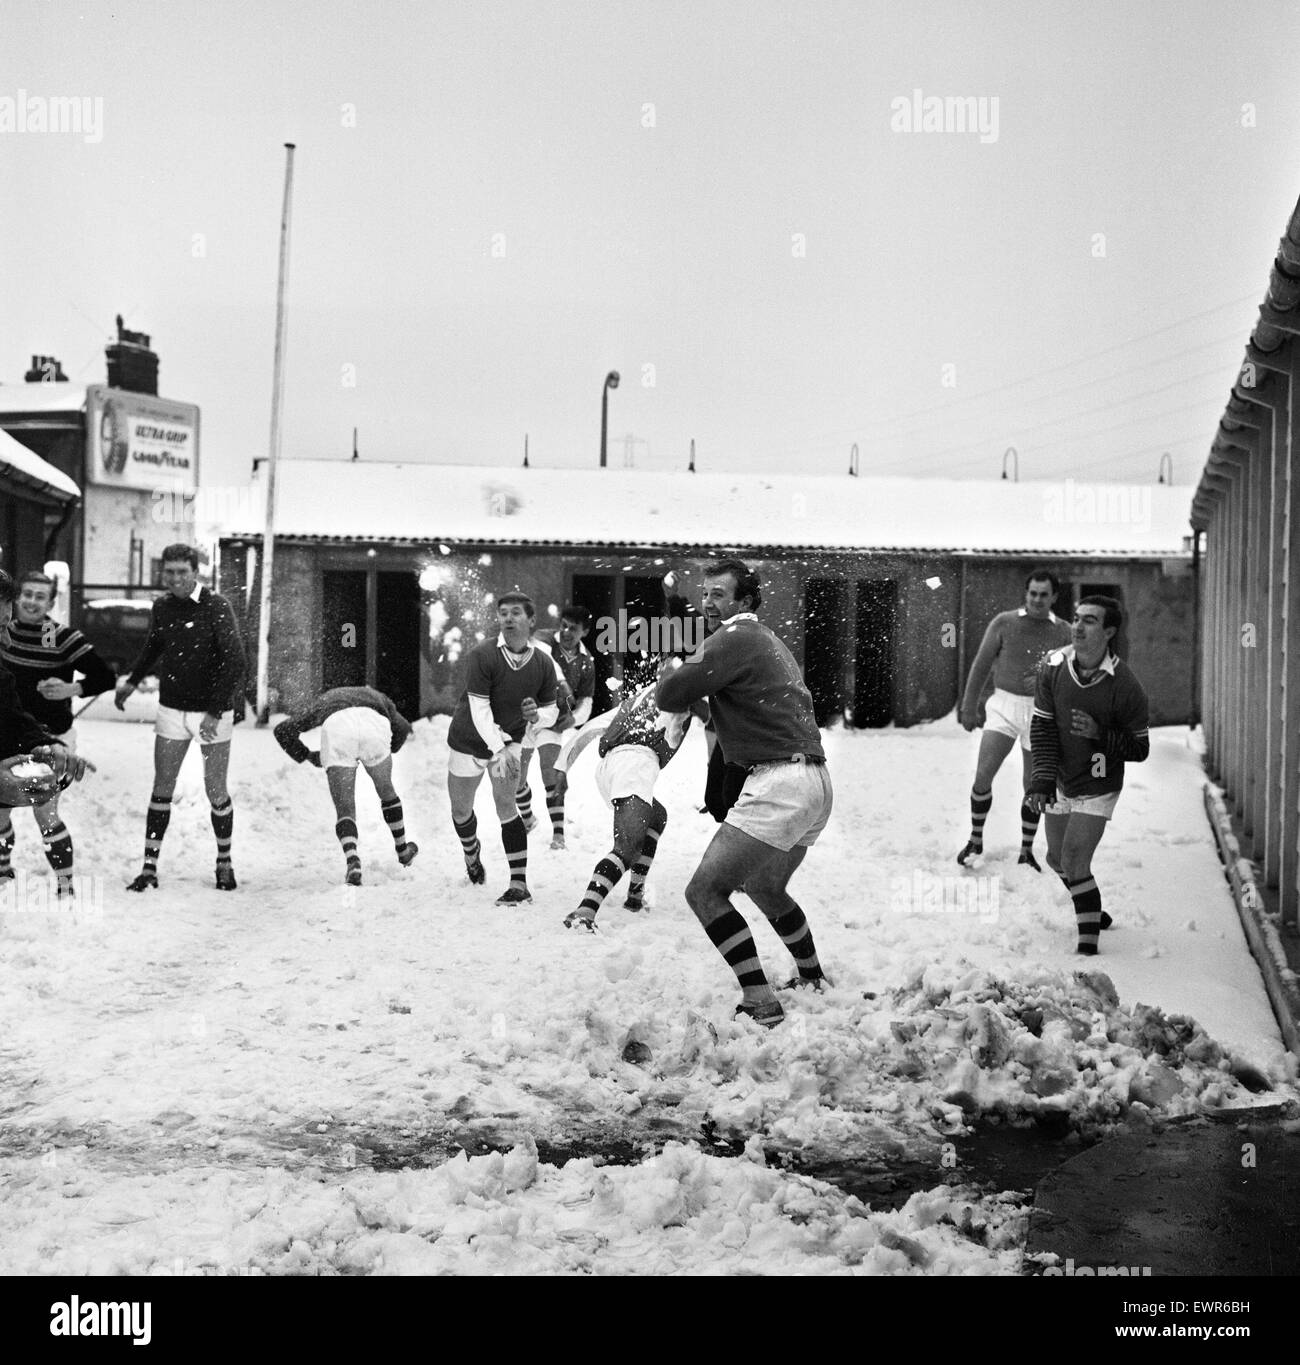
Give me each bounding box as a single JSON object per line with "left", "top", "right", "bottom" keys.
{"left": 274, "top": 686, "right": 417, "bottom": 885}
{"left": 556, "top": 657, "right": 705, "bottom": 932}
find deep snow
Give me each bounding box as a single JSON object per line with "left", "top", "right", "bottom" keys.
{"left": 0, "top": 712, "right": 1291, "bottom": 1275}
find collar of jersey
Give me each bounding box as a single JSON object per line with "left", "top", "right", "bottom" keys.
{"left": 1059, "top": 644, "right": 1118, "bottom": 681}
{"left": 1018, "top": 607, "right": 1062, "bottom": 623}
{"left": 496, "top": 632, "right": 535, "bottom": 668}
{"left": 723, "top": 612, "right": 760, "bottom": 624}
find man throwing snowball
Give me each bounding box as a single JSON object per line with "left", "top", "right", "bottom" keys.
{"left": 656, "top": 559, "right": 833, "bottom": 1029}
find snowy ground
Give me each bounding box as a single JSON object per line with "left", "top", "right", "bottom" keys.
{"left": 0, "top": 713, "right": 1292, "bottom": 1275}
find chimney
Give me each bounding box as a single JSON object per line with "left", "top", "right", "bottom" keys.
{"left": 24, "top": 355, "right": 68, "bottom": 382}
{"left": 106, "top": 314, "right": 159, "bottom": 394}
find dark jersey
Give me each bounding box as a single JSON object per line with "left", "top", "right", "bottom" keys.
{"left": 656, "top": 614, "right": 822, "bottom": 767}
{"left": 534, "top": 631, "right": 595, "bottom": 731}
{"left": 0, "top": 663, "right": 56, "bottom": 762}
{"left": 597, "top": 683, "right": 691, "bottom": 767}
{"left": 127, "top": 587, "right": 246, "bottom": 714}
{"left": 1, "top": 616, "right": 117, "bottom": 734}
{"left": 1030, "top": 648, "right": 1150, "bottom": 797}
{"left": 274, "top": 686, "right": 412, "bottom": 764}
{"left": 446, "top": 637, "right": 558, "bottom": 759}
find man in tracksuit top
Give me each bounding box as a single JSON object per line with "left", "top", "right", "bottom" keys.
{"left": 446, "top": 591, "right": 558, "bottom": 904}
{"left": 656, "top": 559, "right": 833, "bottom": 1029}
{"left": 1025, "top": 595, "right": 1150, "bottom": 955}
{"left": 114, "top": 544, "right": 247, "bottom": 892}
{"left": 274, "top": 685, "right": 417, "bottom": 886}
{"left": 0, "top": 570, "right": 115, "bottom": 892}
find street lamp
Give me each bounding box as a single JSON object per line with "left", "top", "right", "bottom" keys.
{"left": 1001, "top": 446, "right": 1019, "bottom": 481}
{"left": 600, "top": 370, "right": 620, "bottom": 468}
{"left": 1157, "top": 452, "right": 1172, "bottom": 484}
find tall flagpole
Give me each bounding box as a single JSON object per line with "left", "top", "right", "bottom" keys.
{"left": 256, "top": 141, "right": 296, "bottom": 724}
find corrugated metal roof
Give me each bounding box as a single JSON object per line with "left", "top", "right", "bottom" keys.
{"left": 218, "top": 459, "right": 1193, "bottom": 558}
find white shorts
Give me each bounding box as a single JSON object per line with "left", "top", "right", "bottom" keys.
{"left": 595, "top": 746, "right": 660, "bottom": 808}
{"left": 1045, "top": 789, "right": 1120, "bottom": 820}
{"left": 530, "top": 728, "right": 563, "bottom": 750}
{"left": 448, "top": 746, "right": 493, "bottom": 778}
{"left": 156, "top": 706, "right": 234, "bottom": 745}
{"left": 725, "top": 757, "right": 833, "bottom": 852}
{"left": 320, "top": 707, "right": 391, "bottom": 770}
{"left": 984, "top": 689, "right": 1035, "bottom": 749}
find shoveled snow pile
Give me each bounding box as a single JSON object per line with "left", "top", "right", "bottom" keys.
{"left": 0, "top": 1138, "right": 1026, "bottom": 1276}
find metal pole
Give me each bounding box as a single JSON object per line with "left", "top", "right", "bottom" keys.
{"left": 255, "top": 142, "right": 296, "bottom": 724}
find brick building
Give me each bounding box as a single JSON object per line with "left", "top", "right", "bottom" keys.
{"left": 217, "top": 460, "right": 1195, "bottom": 726}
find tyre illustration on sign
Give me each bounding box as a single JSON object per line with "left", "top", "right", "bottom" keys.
{"left": 100, "top": 397, "right": 130, "bottom": 475}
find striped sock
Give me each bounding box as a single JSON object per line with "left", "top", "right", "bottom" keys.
{"left": 969, "top": 788, "right": 992, "bottom": 848}
{"left": 1020, "top": 801, "right": 1041, "bottom": 854}
{"left": 577, "top": 853, "right": 628, "bottom": 918}
{"left": 0, "top": 816, "right": 13, "bottom": 876}
{"left": 142, "top": 793, "right": 172, "bottom": 875}
{"left": 210, "top": 798, "right": 234, "bottom": 868}
{"left": 502, "top": 816, "right": 528, "bottom": 889}
{"left": 453, "top": 813, "right": 481, "bottom": 868}
{"left": 1058, "top": 866, "right": 1112, "bottom": 931}
{"left": 41, "top": 821, "right": 74, "bottom": 893}
{"left": 1068, "top": 875, "right": 1103, "bottom": 953}
{"left": 704, "top": 908, "right": 770, "bottom": 992}
{"left": 515, "top": 783, "right": 534, "bottom": 824}
{"left": 628, "top": 825, "right": 662, "bottom": 900}
{"left": 771, "top": 903, "right": 824, "bottom": 980}
{"left": 545, "top": 782, "right": 565, "bottom": 838}
{"left": 335, "top": 817, "right": 360, "bottom": 870}
{"left": 381, "top": 797, "right": 407, "bottom": 852}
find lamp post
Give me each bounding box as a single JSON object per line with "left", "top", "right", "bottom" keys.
{"left": 1001, "top": 446, "right": 1018, "bottom": 481}
{"left": 600, "top": 370, "right": 620, "bottom": 468}
{"left": 1157, "top": 451, "right": 1172, "bottom": 484}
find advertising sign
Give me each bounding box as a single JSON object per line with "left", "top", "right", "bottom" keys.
{"left": 87, "top": 384, "right": 199, "bottom": 492}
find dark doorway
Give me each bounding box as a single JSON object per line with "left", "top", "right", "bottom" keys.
{"left": 854, "top": 579, "right": 897, "bottom": 727}
{"left": 377, "top": 571, "right": 421, "bottom": 719}
{"left": 322, "top": 571, "right": 367, "bottom": 690}
{"left": 804, "top": 578, "right": 849, "bottom": 725}
{"left": 572, "top": 572, "right": 617, "bottom": 716}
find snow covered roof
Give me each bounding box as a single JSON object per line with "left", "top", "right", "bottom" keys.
{"left": 0, "top": 428, "right": 81, "bottom": 501}
{"left": 221, "top": 460, "right": 1194, "bottom": 558}
{"left": 0, "top": 383, "right": 89, "bottom": 417}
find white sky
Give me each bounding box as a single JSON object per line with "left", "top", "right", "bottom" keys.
{"left": 2, "top": 0, "right": 1298, "bottom": 490}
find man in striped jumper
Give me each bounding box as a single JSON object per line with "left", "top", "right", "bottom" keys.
{"left": 274, "top": 685, "right": 417, "bottom": 885}
{"left": 446, "top": 591, "right": 558, "bottom": 904}
{"left": 957, "top": 570, "right": 1072, "bottom": 870}
{"left": 1025, "top": 596, "right": 1150, "bottom": 955}
{"left": 114, "top": 545, "right": 246, "bottom": 892}
{"left": 0, "top": 570, "right": 95, "bottom": 827}
{"left": 0, "top": 571, "right": 115, "bottom": 892}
